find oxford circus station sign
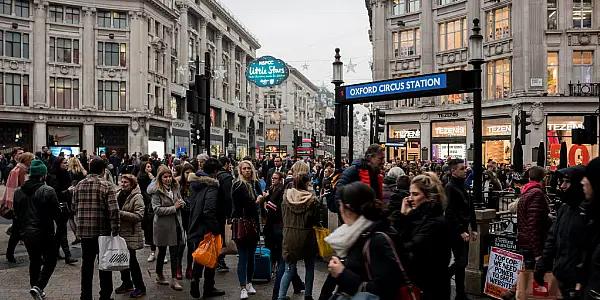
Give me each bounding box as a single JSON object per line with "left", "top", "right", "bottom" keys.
{"left": 246, "top": 56, "right": 289, "bottom": 87}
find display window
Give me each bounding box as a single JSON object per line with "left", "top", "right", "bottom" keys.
{"left": 48, "top": 125, "right": 81, "bottom": 146}
{"left": 387, "top": 142, "right": 421, "bottom": 161}
{"left": 547, "top": 116, "right": 599, "bottom": 168}
{"left": 483, "top": 140, "right": 511, "bottom": 163}
{"left": 432, "top": 143, "right": 466, "bottom": 160}
{"left": 210, "top": 141, "right": 223, "bottom": 156}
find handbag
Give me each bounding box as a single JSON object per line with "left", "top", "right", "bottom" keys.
{"left": 231, "top": 217, "right": 257, "bottom": 241}
{"left": 364, "top": 232, "right": 421, "bottom": 300}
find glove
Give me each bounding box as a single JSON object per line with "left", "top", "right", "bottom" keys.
{"left": 533, "top": 268, "right": 546, "bottom": 287}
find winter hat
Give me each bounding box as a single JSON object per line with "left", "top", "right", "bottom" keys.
{"left": 29, "top": 159, "right": 48, "bottom": 178}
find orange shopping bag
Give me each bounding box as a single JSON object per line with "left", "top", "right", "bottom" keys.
{"left": 192, "top": 233, "right": 223, "bottom": 268}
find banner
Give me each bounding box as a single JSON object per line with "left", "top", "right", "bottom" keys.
{"left": 484, "top": 247, "right": 524, "bottom": 299}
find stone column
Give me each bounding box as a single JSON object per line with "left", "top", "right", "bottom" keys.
{"left": 82, "top": 7, "right": 96, "bottom": 109}
{"left": 370, "top": 0, "right": 388, "bottom": 81}
{"left": 229, "top": 44, "right": 236, "bottom": 105}
{"left": 177, "top": 1, "right": 189, "bottom": 86}
{"left": 128, "top": 11, "right": 144, "bottom": 111}
{"left": 466, "top": 117, "right": 474, "bottom": 149}
{"left": 466, "top": 209, "right": 497, "bottom": 295}
{"left": 33, "top": 121, "right": 46, "bottom": 151}
{"left": 82, "top": 123, "right": 94, "bottom": 153}
{"left": 419, "top": 120, "right": 431, "bottom": 160}
{"left": 420, "top": 0, "right": 434, "bottom": 105}
{"left": 33, "top": 1, "right": 47, "bottom": 108}
{"left": 215, "top": 32, "right": 223, "bottom": 100}
{"left": 165, "top": 28, "right": 173, "bottom": 118}
{"left": 241, "top": 55, "right": 247, "bottom": 108}
{"left": 511, "top": 0, "right": 526, "bottom": 94}
{"left": 199, "top": 18, "right": 207, "bottom": 64}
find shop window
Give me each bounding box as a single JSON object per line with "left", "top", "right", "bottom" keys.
{"left": 440, "top": 66, "right": 465, "bottom": 104}
{"left": 3, "top": 31, "right": 28, "bottom": 58}
{"left": 98, "top": 80, "right": 126, "bottom": 111}
{"left": 487, "top": 6, "right": 510, "bottom": 41}
{"left": 97, "top": 42, "right": 126, "bottom": 67}
{"left": 439, "top": 18, "right": 467, "bottom": 52}
{"left": 547, "top": 52, "right": 559, "bottom": 94}
{"left": 547, "top": 116, "right": 598, "bottom": 167}
{"left": 393, "top": 28, "right": 420, "bottom": 57}
{"left": 547, "top": 0, "right": 557, "bottom": 29}
{"left": 572, "top": 51, "right": 593, "bottom": 83}
{"left": 487, "top": 58, "right": 511, "bottom": 99}
{"left": 97, "top": 10, "right": 128, "bottom": 29}
{"left": 49, "top": 77, "right": 79, "bottom": 109}
{"left": 49, "top": 37, "right": 79, "bottom": 64}
{"left": 572, "top": 0, "right": 592, "bottom": 29}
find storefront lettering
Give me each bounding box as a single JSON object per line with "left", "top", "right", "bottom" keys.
{"left": 172, "top": 122, "right": 185, "bottom": 128}
{"left": 549, "top": 143, "right": 591, "bottom": 166}
{"left": 210, "top": 128, "right": 220, "bottom": 135}
{"left": 547, "top": 123, "right": 584, "bottom": 131}
{"left": 435, "top": 126, "right": 465, "bottom": 136}
{"left": 392, "top": 130, "right": 420, "bottom": 139}
{"left": 438, "top": 112, "right": 459, "bottom": 118}
{"left": 487, "top": 125, "right": 511, "bottom": 135}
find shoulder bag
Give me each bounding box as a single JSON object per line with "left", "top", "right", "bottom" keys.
{"left": 231, "top": 182, "right": 257, "bottom": 242}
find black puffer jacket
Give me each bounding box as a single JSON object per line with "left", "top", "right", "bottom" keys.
{"left": 395, "top": 201, "right": 451, "bottom": 300}
{"left": 335, "top": 221, "right": 403, "bottom": 300}
{"left": 187, "top": 172, "right": 220, "bottom": 245}
{"left": 537, "top": 166, "right": 586, "bottom": 283}
{"left": 444, "top": 176, "right": 477, "bottom": 235}
{"left": 581, "top": 158, "right": 600, "bottom": 299}
{"left": 13, "top": 179, "right": 61, "bottom": 238}
{"left": 216, "top": 169, "right": 234, "bottom": 220}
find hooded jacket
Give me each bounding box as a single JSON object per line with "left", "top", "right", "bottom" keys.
{"left": 187, "top": 172, "right": 220, "bottom": 245}
{"left": 537, "top": 166, "right": 586, "bottom": 283}
{"left": 13, "top": 179, "right": 61, "bottom": 238}
{"left": 333, "top": 158, "right": 383, "bottom": 215}
{"left": 581, "top": 157, "right": 600, "bottom": 297}
{"left": 281, "top": 187, "right": 320, "bottom": 263}
{"left": 517, "top": 180, "right": 550, "bottom": 257}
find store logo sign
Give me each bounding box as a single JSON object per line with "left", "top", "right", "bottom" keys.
{"left": 246, "top": 56, "right": 289, "bottom": 87}
{"left": 487, "top": 125, "right": 511, "bottom": 135}
{"left": 435, "top": 126, "right": 465, "bottom": 136}
{"left": 393, "top": 130, "right": 420, "bottom": 139}
{"left": 547, "top": 123, "right": 584, "bottom": 131}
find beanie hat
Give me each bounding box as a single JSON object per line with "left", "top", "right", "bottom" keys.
{"left": 29, "top": 159, "right": 48, "bottom": 178}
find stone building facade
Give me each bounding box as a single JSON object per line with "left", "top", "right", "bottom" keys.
{"left": 367, "top": 0, "right": 600, "bottom": 167}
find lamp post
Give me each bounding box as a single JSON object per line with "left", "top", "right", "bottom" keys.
{"left": 469, "top": 19, "right": 484, "bottom": 206}
{"left": 332, "top": 48, "right": 344, "bottom": 170}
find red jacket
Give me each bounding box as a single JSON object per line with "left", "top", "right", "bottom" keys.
{"left": 517, "top": 182, "right": 550, "bottom": 257}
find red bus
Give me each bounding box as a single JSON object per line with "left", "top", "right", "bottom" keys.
{"left": 295, "top": 138, "right": 313, "bottom": 160}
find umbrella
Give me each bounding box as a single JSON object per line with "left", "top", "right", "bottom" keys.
{"left": 513, "top": 138, "right": 523, "bottom": 173}
{"left": 537, "top": 141, "right": 546, "bottom": 167}
{"left": 559, "top": 142, "right": 568, "bottom": 169}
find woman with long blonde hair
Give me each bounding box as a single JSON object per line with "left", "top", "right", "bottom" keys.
{"left": 232, "top": 160, "right": 261, "bottom": 299}
{"left": 68, "top": 157, "right": 87, "bottom": 184}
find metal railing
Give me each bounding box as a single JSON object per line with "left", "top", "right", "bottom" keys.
{"left": 568, "top": 81, "right": 600, "bottom": 96}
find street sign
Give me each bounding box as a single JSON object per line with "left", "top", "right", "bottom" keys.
{"left": 335, "top": 70, "right": 477, "bottom": 104}
{"left": 246, "top": 56, "right": 289, "bottom": 87}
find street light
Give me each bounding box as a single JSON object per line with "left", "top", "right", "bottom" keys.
{"left": 332, "top": 48, "right": 344, "bottom": 170}
{"left": 469, "top": 19, "right": 484, "bottom": 206}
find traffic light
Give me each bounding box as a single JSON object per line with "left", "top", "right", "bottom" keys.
{"left": 190, "top": 123, "right": 202, "bottom": 146}
{"left": 311, "top": 135, "right": 318, "bottom": 148}
{"left": 584, "top": 115, "right": 597, "bottom": 145}
{"left": 514, "top": 114, "right": 520, "bottom": 142}
{"left": 520, "top": 110, "right": 531, "bottom": 145}
{"left": 187, "top": 75, "right": 207, "bottom": 114}
{"left": 293, "top": 130, "right": 302, "bottom": 149}
{"left": 224, "top": 129, "right": 232, "bottom": 146}
{"left": 325, "top": 118, "right": 335, "bottom": 136}
{"left": 374, "top": 109, "right": 386, "bottom": 143}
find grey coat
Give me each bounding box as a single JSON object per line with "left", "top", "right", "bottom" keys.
{"left": 118, "top": 186, "right": 145, "bottom": 250}
{"left": 149, "top": 183, "right": 184, "bottom": 247}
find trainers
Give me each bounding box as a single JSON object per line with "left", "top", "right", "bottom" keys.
{"left": 246, "top": 283, "right": 257, "bottom": 295}
{"left": 115, "top": 285, "right": 134, "bottom": 294}
{"left": 147, "top": 253, "right": 156, "bottom": 262}
{"left": 130, "top": 289, "right": 146, "bottom": 298}
{"left": 240, "top": 289, "right": 249, "bottom": 300}
{"left": 29, "top": 286, "right": 43, "bottom": 300}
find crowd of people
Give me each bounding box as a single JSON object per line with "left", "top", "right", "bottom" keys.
{"left": 0, "top": 143, "right": 599, "bottom": 300}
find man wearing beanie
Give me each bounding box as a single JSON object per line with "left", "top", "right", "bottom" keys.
{"left": 13, "top": 159, "right": 62, "bottom": 299}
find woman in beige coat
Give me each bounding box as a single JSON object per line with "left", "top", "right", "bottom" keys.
{"left": 114, "top": 174, "right": 146, "bottom": 298}
{"left": 149, "top": 165, "right": 185, "bottom": 291}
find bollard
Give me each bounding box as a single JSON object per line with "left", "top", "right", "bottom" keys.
{"left": 465, "top": 209, "right": 497, "bottom": 295}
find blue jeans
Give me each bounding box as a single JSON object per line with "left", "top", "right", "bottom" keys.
{"left": 236, "top": 240, "right": 257, "bottom": 286}
{"left": 278, "top": 257, "right": 315, "bottom": 299}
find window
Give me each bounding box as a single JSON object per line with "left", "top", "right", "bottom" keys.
{"left": 439, "top": 18, "right": 467, "bottom": 51}
{"left": 49, "top": 37, "right": 79, "bottom": 63}
{"left": 573, "top": 0, "right": 592, "bottom": 28}
{"left": 189, "top": 38, "right": 195, "bottom": 61}
{"left": 440, "top": 0, "right": 457, "bottom": 4}
{"left": 154, "top": 50, "right": 159, "bottom": 73}
{"left": 392, "top": 0, "right": 420, "bottom": 15}
{"left": 0, "top": 73, "right": 28, "bottom": 106}
{"left": 14, "top": 0, "right": 27, "bottom": 17}
{"left": 392, "top": 73, "right": 419, "bottom": 107}
{"left": 0, "top": 0, "right": 10, "bottom": 15}
{"left": 65, "top": 7, "right": 79, "bottom": 24}
{"left": 487, "top": 7, "right": 510, "bottom": 41}
{"left": 98, "top": 81, "right": 126, "bottom": 111}
{"left": 393, "top": 28, "right": 420, "bottom": 57}
{"left": 97, "top": 42, "right": 126, "bottom": 67}
{"left": 573, "top": 51, "right": 593, "bottom": 83}
{"left": 487, "top": 58, "right": 511, "bottom": 99}
{"left": 97, "top": 10, "right": 127, "bottom": 28}
{"left": 49, "top": 77, "right": 79, "bottom": 109}
{"left": 547, "top": 0, "right": 557, "bottom": 29}
{"left": 49, "top": 4, "right": 63, "bottom": 22}
{"left": 547, "top": 52, "right": 559, "bottom": 94}
{"left": 5, "top": 31, "right": 28, "bottom": 58}
{"left": 441, "top": 66, "right": 465, "bottom": 104}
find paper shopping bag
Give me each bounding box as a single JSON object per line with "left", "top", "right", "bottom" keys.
{"left": 220, "top": 223, "right": 238, "bottom": 255}
{"left": 516, "top": 270, "right": 561, "bottom": 300}
{"left": 98, "top": 236, "right": 130, "bottom": 271}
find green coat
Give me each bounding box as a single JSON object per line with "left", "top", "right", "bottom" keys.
{"left": 281, "top": 188, "right": 320, "bottom": 263}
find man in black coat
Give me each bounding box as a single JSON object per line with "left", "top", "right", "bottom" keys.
{"left": 80, "top": 150, "right": 89, "bottom": 171}
{"left": 187, "top": 158, "right": 226, "bottom": 299}
{"left": 444, "top": 158, "right": 477, "bottom": 300}
{"left": 265, "top": 156, "right": 286, "bottom": 190}
{"left": 535, "top": 166, "right": 586, "bottom": 299}
{"left": 215, "top": 157, "right": 234, "bottom": 271}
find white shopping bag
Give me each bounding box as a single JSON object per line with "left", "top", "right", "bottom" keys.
{"left": 98, "top": 235, "right": 130, "bottom": 271}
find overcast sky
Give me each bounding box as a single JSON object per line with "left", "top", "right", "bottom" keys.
{"left": 221, "top": 0, "right": 373, "bottom": 88}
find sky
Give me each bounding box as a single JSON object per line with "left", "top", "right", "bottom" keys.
{"left": 220, "top": 0, "right": 374, "bottom": 95}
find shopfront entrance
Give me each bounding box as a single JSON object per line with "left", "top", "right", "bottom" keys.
{"left": 547, "top": 115, "right": 599, "bottom": 168}
{"left": 171, "top": 129, "right": 190, "bottom": 157}
{"left": 0, "top": 122, "right": 33, "bottom": 154}
{"left": 95, "top": 125, "right": 128, "bottom": 156}
{"left": 431, "top": 121, "right": 467, "bottom": 160}
{"left": 48, "top": 125, "right": 82, "bottom": 157}
{"left": 148, "top": 126, "right": 168, "bottom": 158}
{"left": 387, "top": 123, "right": 421, "bottom": 161}
{"left": 482, "top": 118, "right": 512, "bottom": 164}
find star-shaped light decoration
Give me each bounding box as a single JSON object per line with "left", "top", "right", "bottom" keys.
{"left": 346, "top": 59, "right": 356, "bottom": 73}
{"left": 214, "top": 66, "right": 227, "bottom": 79}
{"left": 176, "top": 65, "right": 187, "bottom": 75}
{"left": 301, "top": 62, "right": 310, "bottom": 71}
